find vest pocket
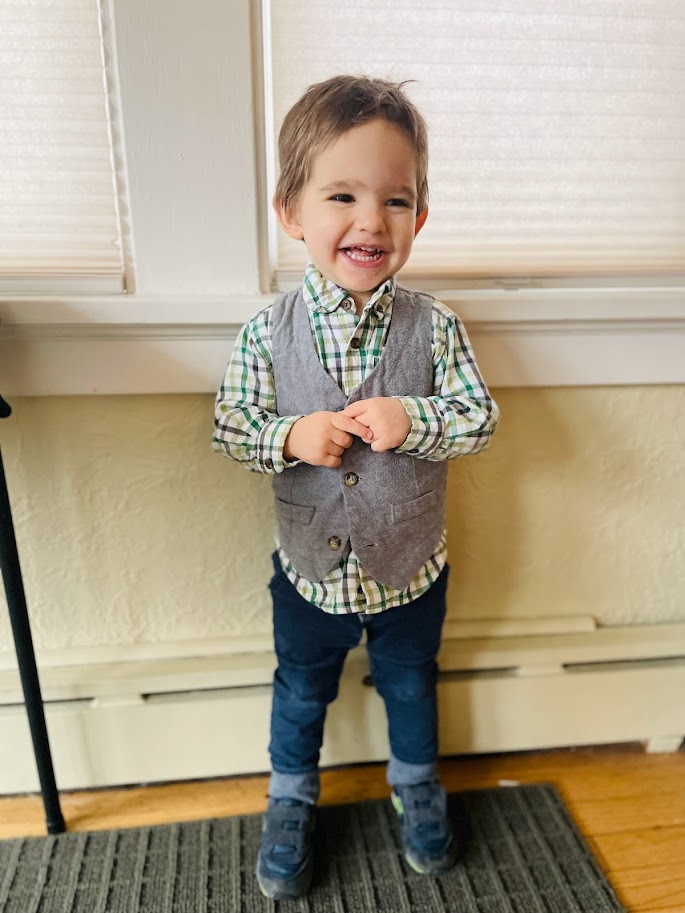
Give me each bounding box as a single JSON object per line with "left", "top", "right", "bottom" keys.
{"left": 391, "top": 490, "right": 438, "bottom": 523}
{"left": 275, "top": 497, "right": 316, "bottom": 525}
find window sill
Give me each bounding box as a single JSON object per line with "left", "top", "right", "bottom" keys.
{"left": 1, "top": 286, "right": 684, "bottom": 395}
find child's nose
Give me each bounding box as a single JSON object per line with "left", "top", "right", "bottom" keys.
{"left": 356, "top": 204, "right": 385, "bottom": 234}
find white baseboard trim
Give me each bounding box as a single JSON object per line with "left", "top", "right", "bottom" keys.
{"left": 1, "top": 623, "right": 684, "bottom": 793}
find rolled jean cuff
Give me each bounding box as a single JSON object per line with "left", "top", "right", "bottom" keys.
{"left": 268, "top": 769, "right": 320, "bottom": 805}
{"left": 386, "top": 753, "right": 438, "bottom": 788}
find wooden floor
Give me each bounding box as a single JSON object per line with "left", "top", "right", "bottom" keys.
{"left": 1, "top": 743, "right": 683, "bottom": 912}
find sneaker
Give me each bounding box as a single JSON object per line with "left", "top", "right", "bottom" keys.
{"left": 391, "top": 780, "right": 458, "bottom": 874}
{"left": 256, "top": 797, "right": 315, "bottom": 900}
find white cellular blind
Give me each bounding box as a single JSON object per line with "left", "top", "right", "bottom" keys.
{"left": 269, "top": 0, "right": 685, "bottom": 280}
{"left": 0, "top": 0, "right": 124, "bottom": 292}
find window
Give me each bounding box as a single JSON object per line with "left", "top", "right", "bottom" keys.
{"left": 0, "top": 0, "right": 127, "bottom": 294}
{"left": 1, "top": 0, "right": 681, "bottom": 394}
{"left": 265, "top": 0, "right": 685, "bottom": 287}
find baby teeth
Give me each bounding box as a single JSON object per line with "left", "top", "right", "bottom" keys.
{"left": 346, "top": 248, "right": 382, "bottom": 261}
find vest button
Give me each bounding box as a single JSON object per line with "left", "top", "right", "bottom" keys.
{"left": 328, "top": 536, "right": 342, "bottom": 550}
{"left": 350, "top": 337, "right": 361, "bottom": 350}
{"left": 344, "top": 472, "right": 359, "bottom": 487}
{"left": 342, "top": 298, "right": 353, "bottom": 311}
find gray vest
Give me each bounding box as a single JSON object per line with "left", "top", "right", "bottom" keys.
{"left": 271, "top": 286, "right": 447, "bottom": 589}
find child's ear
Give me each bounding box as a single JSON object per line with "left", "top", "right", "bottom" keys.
{"left": 414, "top": 209, "right": 428, "bottom": 237}
{"left": 273, "top": 198, "right": 305, "bottom": 241}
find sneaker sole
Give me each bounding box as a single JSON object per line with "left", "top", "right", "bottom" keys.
{"left": 404, "top": 842, "right": 458, "bottom": 875}
{"left": 256, "top": 856, "right": 313, "bottom": 900}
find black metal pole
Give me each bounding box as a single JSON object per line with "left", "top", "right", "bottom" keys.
{"left": 0, "top": 397, "right": 65, "bottom": 834}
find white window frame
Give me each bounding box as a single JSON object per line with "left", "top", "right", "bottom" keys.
{"left": 0, "top": 0, "right": 683, "bottom": 397}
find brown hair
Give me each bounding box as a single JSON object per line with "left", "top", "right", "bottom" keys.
{"left": 274, "top": 75, "right": 429, "bottom": 216}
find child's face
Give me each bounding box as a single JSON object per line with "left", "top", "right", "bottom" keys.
{"left": 276, "top": 119, "right": 427, "bottom": 310}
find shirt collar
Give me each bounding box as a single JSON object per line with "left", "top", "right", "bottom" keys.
{"left": 302, "top": 262, "right": 396, "bottom": 315}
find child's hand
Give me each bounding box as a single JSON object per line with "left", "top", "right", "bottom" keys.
{"left": 284, "top": 411, "right": 373, "bottom": 468}
{"left": 342, "top": 398, "right": 412, "bottom": 452}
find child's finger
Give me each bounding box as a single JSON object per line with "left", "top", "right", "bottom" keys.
{"left": 339, "top": 406, "right": 376, "bottom": 441}
{"left": 330, "top": 412, "right": 370, "bottom": 438}
{"left": 340, "top": 401, "right": 367, "bottom": 419}
{"left": 330, "top": 430, "right": 353, "bottom": 449}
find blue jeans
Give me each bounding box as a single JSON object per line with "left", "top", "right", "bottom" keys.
{"left": 267, "top": 553, "right": 448, "bottom": 803}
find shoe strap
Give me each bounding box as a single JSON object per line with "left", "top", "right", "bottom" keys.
{"left": 264, "top": 804, "right": 312, "bottom": 854}
{"left": 398, "top": 783, "right": 448, "bottom": 832}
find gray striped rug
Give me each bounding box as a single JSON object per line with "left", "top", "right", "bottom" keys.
{"left": 0, "top": 784, "right": 625, "bottom": 912}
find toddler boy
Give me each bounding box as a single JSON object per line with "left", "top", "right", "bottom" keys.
{"left": 214, "top": 75, "right": 499, "bottom": 900}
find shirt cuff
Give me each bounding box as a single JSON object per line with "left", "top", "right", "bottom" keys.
{"left": 393, "top": 396, "right": 442, "bottom": 457}
{"left": 256, "top": 415, "right": 304, "bottom": 473}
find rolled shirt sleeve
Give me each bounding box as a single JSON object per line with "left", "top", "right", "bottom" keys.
{"left": 394, "top": 303, "right": 499, "bottom": 461}
{"left": 213, "top": 306, "right": 303, "bottom": 474}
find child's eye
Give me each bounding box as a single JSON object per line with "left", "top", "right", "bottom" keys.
{"left": 330, "top": 193, "right": 354, "bottom": 203}
{"left": 387, "top": 198, "right": 411, "bottom": 208}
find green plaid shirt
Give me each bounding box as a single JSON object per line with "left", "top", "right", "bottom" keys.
{"left": 214, "top": 264, "right": 498, "bottom": 614}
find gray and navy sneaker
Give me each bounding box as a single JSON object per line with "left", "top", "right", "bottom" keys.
{"left": 256, "top": 797, "right": 315, "bottom": 900}
{"left": 391, "top": 780, "right": 458, "bottom": 874}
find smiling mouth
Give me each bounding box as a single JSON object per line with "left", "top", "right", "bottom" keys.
{"left": 342, "top": 246, "right": 387, "bottom": 262}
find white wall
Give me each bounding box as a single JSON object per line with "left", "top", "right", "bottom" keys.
{"left": 1, "top": 387, "right": 684, "bottom": 656}
{"left": 114, "top": 0, "right": 260, "bottom": 296}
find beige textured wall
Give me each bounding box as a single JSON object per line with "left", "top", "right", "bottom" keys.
{"left": 1, "top": 387, "right": 684, "bottom": 652}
